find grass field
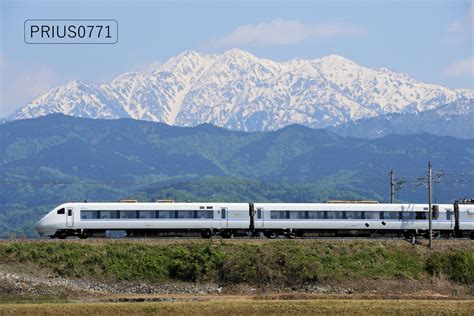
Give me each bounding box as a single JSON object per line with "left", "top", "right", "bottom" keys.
{"left": 1, "top": 239, "right": 473, "bottom": 286}
{"left": 0, "top": 299, "right": 472, "bottom": 315}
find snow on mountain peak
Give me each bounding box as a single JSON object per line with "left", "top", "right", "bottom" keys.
{"left": 221, "top": 48, "right": 257, "bottom": 60}
{"left": 319, "top": 54, "right": 356, "bottom": 65}
{"left": 8, "top": 49, "right": 474, "bottom": 132}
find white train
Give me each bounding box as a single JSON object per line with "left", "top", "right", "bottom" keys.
{"left": 35, "top": 200, "right": 474, "bottom": 239}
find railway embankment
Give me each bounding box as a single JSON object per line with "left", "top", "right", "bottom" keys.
{"left": 0, "top": 239, "right": 473, "bottom": 301}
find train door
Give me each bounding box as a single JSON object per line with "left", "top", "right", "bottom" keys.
{"left": 257, "top": 207, "right": 263, "bottom": 228}
{"left": 220, "top": 207, "right": 228, "bottom": 227}
{"left": 66, "top": 207, "right": 74, "bottom": 227}
{"left": 447, "top": 207, "right": 454, "bottom": 229}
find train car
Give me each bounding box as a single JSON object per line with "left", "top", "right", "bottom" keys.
{"left": 35, "top": 200, "right": 473, "bottom": 239}
{"left": 35, "top": 201, "right": 249, "bottom": 239}
{"left": 252, "top": 203, "right": 455, "bottom": 238}
{"left": 455, "top": 200, "right": 474, "bottom": 238}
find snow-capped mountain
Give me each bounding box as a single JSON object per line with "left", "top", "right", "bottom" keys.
{"left": 8, "top": 49, "right": 474, "bottom": 131}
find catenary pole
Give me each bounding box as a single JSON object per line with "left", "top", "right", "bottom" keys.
{"left": 390, "top": 170, "right": 395, "bottom": 204}
{"left": 428, "top": 162, "right": 433, "bottom": 249}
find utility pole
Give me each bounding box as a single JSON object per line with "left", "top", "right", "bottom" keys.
{"left": 390, "top": 170, "right": 395, "bottom": 204}
{"left": 428, "top": 162, "right": 433, "bottom": 250}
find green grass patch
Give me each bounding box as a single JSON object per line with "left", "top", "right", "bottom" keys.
{"left": 0, "top": 240, "right": 472, "bottom": 286}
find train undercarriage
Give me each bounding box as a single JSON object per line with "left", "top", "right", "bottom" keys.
{"left": 51, "top": 228, "right": 472, "bottom": 240}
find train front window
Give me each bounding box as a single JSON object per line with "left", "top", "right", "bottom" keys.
{"left": 57, "top": 208, "right": 65, "bottom": 215}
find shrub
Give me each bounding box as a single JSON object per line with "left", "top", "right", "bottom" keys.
{"left": 426, "top": 251, "right": 474, "bottom": 284}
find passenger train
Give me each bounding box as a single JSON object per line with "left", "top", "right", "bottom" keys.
{"left": 35, "top": 200, "right": 474, "bottom": 239}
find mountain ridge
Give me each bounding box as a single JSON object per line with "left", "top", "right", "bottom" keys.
{"left": 1, "top": 114, "right": 473, "bottom": 234}
{"left": 331, "top": 98, "right": 474, "bottom": 139}
{"left": 7, "top": 49, "right": 473, "bottom": 132}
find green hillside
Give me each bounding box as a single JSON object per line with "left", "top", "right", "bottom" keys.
{"left": 1, "top": 114, "right": 473, "bottom": 236}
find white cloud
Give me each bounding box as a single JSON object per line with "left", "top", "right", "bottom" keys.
{"left": 450, "top": 1, "right": 473, "bottom": 32}
{"left": 0, "top": 56, "right": 60, "bottom": 117}
{"left": 207, "top": 19, "right": 364, "bottom": 48}
{"left": 131, "top": 60, "right": 162, "bottom": 74}
{"left": 444, "top": 56, "right": 474, "bottom": 77}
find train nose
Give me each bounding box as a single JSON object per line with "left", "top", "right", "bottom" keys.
{"left": 35, "top": 218, "right": 47, "bottom": 237}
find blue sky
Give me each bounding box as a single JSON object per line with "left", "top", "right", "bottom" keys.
{"left": 0, "top": 0, "right": 473, "bottom": 117}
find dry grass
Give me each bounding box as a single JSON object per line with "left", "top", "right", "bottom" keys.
{"left": 0, "top": 299, "right": 472, "bottom": 315}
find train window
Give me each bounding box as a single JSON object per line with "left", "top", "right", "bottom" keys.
{"left": 80, "top": 210, "right": 94, "bottom": 219}
{"left": 177, "top": 211, "right": 194, "bottom": 219}
{"left": 365, "top": 212, "right": 379, "bottom": 220}
{"left": 383, "top": 212, "right": 400, "bottom": 220}
{"left": 290, "top": 211, "right": 305, "bottom": 219}
{"left": 307, "top": 211, "right": 325, "bottom": 219}
{"left": 257, "top": 208, "right": 262, "bottom": 219}
{"left": 327, "top": 211, "right": 344, "bottom": 219}
{"left": 67, "top": 209, "right": 72, "bottom": 216}
{"left": 57, "top": 208, "right": 65, "bottom": 215}
{"left": 206, "top": 206, "right": 213, "bottom": 210}
{"left": 197, "top": 210, "right": 213, "bottom": 219}
{"left": 401, "top": 212, "right": 416, "bottom": 220}
{"left": 346, "top": 211, "right": 364, "bottom": 220}
{"left": 416, "top": 212, "right": 427, "bottom": 220}
{"left": 270, "top": 211, "right": 289, "bottom": 219}
{"left": 120, "top": 211, "right": 138, "bottom": 219}
{"left": 221, "top": 208, "right": 226, "bottom": 219}
{"left": 139, "top": 211, "right": 154, "bottom": 219}
{"left": 200, "top": 206, "right": 205, "bottom": 209}
{"left": 158, "top": 211, "right": 175, "bottom": 219}
{"left": 100, "top": 211, "right": 119, "bottom": 219}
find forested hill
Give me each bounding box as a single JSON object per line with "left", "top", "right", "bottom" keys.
{"left": 1, "top": 114, "right": 473, "bottom": 235}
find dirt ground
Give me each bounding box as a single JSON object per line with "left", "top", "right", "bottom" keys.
{"left": 0, "top": 298, "right": 473, "bottom": 316}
